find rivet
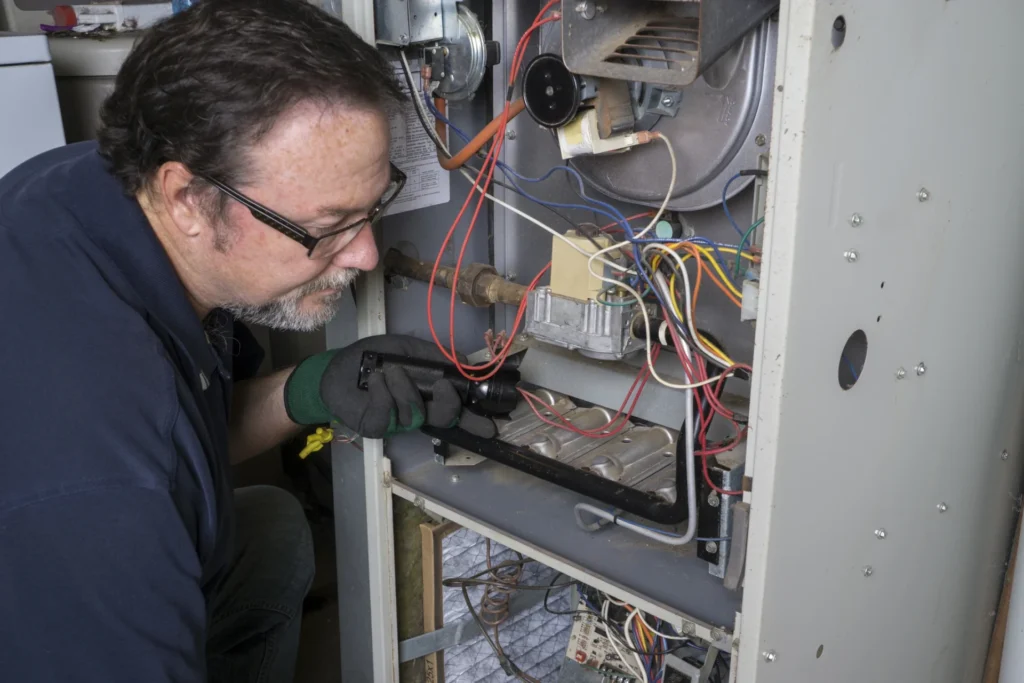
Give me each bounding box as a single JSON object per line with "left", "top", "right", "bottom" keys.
{"left": 862, "top": 566, "right": 873, "bottom": 577}
{"left": 848, "top": 213, "right": 863, "bottom": 227}
{"left": 896, "top": 367, "right": 906, "bottom": 379}
{"left": 915, "top": 362, "right": 926, "bottom": 376}
{"left": 937, "top": 502, "right": 948, "bottom": 512}
{"left": 874, "top": 528, "right": 887, "bottom": 539}
{"left": 763, "top": 650, "right": 777, "bottom": 663}
{"left": 844, "top": 249, "right": 859, "bottom": 263}
{"left": 1002, "top": 450, "right": 1010, "bottom": 461}
{"left": 917, "top": 187, "right": 930, "bottom": 202}
{"left": 705, "top": 541, "right": 719, "bottom": 554}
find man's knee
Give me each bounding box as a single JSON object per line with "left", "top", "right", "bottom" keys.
{"left": 233, "top": 486, "right": 315, "bottom": 606}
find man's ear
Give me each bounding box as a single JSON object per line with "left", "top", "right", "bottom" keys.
{"left": 153, "top": 161, "right": 206, "bottom": 238}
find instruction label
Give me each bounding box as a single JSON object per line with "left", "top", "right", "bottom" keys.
{"left": 386, "top": 60, "right": 450, "bottom": 215}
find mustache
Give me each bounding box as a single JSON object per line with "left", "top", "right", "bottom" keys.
{"left": 294, "top": 269, "right": 358, "bottom": 298}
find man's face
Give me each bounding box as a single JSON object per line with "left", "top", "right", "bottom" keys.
{"left": 208, "top": 101, "right": 392, "bottom": 331}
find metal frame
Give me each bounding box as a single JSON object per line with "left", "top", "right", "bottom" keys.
{"left": 739, "top": 0, "right": 1024, "bottom": 681}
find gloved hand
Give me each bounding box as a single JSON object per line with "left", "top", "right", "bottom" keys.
{"left": 284, "top": 334, "right": 497, "bottom": 439}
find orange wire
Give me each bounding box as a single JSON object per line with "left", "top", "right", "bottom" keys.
{"left": 677, "top": 243, "right": 741, "bottom": 307}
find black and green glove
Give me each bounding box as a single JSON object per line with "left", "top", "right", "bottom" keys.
{"left": 284, "top": 334, "right": 497, "bottom": 439}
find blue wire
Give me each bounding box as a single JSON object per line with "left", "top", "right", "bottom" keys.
{"left": 844, "top": 354, "right": 860, "bottom": 380}
{"left": 721, "top": 173, "right": 747, "bottom": 239}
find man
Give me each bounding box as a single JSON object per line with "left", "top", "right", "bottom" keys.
{"left": 0, "top": 0, "right": 491, "bottom": 680}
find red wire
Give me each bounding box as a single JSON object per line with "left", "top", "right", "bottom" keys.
{"left": 599, "top": 211, "right": 656, "bottom": 233}
{"left": 425, "top": 2, "right": 560, "bottom": 380}
{"left": 516, "top": 347, "right": 658, "bottom": 438}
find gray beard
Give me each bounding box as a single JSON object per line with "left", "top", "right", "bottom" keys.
{"left": 224, "top": 269, "right": 358, "bottom": 332}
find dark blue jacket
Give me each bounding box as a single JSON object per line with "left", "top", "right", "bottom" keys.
{"left": 0, "top": 142, "right": 245, "bottom": 681}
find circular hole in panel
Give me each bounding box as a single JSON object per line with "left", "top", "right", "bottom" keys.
{"left": 839, "top": 330, "right": 868, "bottom": 390}
{"left": 817, "top": 644, "right": 824, "bottom": 659}
{"left": 831, "top": 16, "right": 847, "bottom": 49}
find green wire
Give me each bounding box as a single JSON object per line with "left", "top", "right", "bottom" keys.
{"left": 734, "top": 217, "right": 764, "bottom": 279}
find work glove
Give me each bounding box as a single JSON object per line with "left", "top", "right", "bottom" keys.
{"left": 284, "top": 334, "right": 497, "bottom": 439}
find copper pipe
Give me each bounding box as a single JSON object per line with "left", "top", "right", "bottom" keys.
{"left": 384, "top": 249, "right": 527, "bottom": 307}
{"left": 434, "top": 97, "right": 527, "bottom": 171}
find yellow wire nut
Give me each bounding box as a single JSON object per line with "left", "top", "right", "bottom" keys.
{"left": 298, "top": 427, "right": 334, "bottom": 460}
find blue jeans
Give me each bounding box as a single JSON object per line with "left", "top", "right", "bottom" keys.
{"left": 207, "top": 486, "right": 315, "bottom": 683}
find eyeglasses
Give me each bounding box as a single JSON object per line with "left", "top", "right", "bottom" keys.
{"left": 201, "top": 163, "right": 407, "bottom": 258}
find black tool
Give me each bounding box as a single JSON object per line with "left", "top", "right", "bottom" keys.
{"left": 357, "top": 351, "right": 522, "bottom": 417}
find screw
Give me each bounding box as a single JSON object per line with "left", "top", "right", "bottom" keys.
{"left": 661, "top": 96, "right": 675, "bottom": 107}
{"left": 382, "top": 472, "right": 392, "bottom": 488}
{"left": 844, "top": 249, "right": 859, "bottom": 263}
{"left": 482, "top": 350, "right": 492, "bottom": 360}
{"left": 711, "top": 628, "right": 725, "bottom": 642}
{"left": 518, "top": 333, "right": 530, "bottom": 342}
{"left": 874, "top": 528, "right": 887, "bottom": 539}
{"left": 937, "top": 502, "right": 948, "bottom": 512}
{"left": 413, "top": 496, "right": 426, "bottom": 510}
{"left": 506, "top": 271, "right": 518, "bottom": 282}
{"left": 915, "top": 362, "right": 927, "bottom": 376}
{"left": 1002, "top": 450, "right": 1010, "bottom": 461}
{"left": 707, "top": 492, "right": 721, "bottom": 508}
{"left": 848, "top": 213, "right": 863, "bottom": 227}
{"left": 755, "top": 133, "right": 767, "bottom": 146}
{"left": 399, "top": 33, "right": 409, "bottom": 44}
{"left": 862, "top": 566, "right": 873, "bottom": 577}
{"left": 763, "top": 651, "right": 777, "bottom": 663}
{"left": 917, "top": 187, "right": 930, "bottom": 202}
{"left": 505, "top": 129, "right": 517, "bottom": 140}
{"left": 896, "top": 367, "right": 907, "bottom": 380}
{"left": 681, "top": 622, "right": 696, "bottom": 636}
{"left": 705, "top": 541, "right": 719, "bottom": 554}
{"left": 431, "top": 438, "right": 441, "bottom": 446}
{"left": 575, "top": 1, "right": 596, "bottom": 19}
{"left": 450, "top": 474, "right": 460, "bottom": 484}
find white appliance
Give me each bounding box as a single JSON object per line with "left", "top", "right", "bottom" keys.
{"left": 0, "top": 33, "right": 64, "bottom": 177}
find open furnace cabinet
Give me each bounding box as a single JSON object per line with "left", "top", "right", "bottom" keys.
{"left": 323, "top": 0, "right": 1024, "bottom": 681}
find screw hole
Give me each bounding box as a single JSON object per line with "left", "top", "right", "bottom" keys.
{"left": 831, "top": 15, "right": 846, "bottom": 49}
{"left": 621, "top": 438, "right": 632, "bottom": 444}
{"left": 839, "top": 329, "right": 868, "bottom": 390}
{"left": 543, "top": 411, "right": 553, "bottom": 417}
{"left": 663, "top": 451, "right": 673, "bottom": 458}
{"left": 816, "top": 644, "right": 824, "bottom": 659}
{"left": 876, "top": 315, "right": 882, "bottom": 323}
{"left": 880, "top": 281, "right": 885, "bottom": 289}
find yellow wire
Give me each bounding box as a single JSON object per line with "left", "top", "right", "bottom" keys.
{"left": 667, "top": 271, "right": 734, "bottom": 365}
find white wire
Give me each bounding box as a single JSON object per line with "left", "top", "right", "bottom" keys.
{"left": 633, "top": 609, "right": 693, "bottom": 641}
{"left": 644, "top": 245, "right": 730, "bottom": 369}
{"left": 603, "top": 600, "right": 648, "bottom": 683}
{"left": 634, "top": 134, "right": 677, "bottom": 239}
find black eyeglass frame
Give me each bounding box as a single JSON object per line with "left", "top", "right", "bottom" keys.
{"left": 201, "top": 163, "right": 407, "bottom": 257}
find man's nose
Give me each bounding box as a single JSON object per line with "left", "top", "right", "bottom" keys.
{"left": 331, "top": 225, "right": 379, "bottom": 272}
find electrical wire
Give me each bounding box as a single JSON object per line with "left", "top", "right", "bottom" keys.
{"left": 721, "top": 172, "right": 748, "bottom": 239}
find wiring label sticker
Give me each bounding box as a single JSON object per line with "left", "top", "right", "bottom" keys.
{"left": 387, "top": 60, "right": 450, "bottom": 215}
